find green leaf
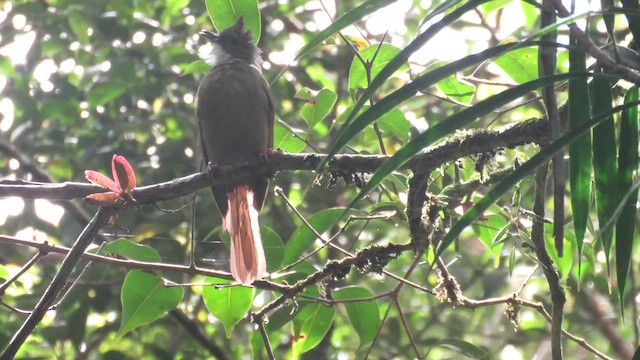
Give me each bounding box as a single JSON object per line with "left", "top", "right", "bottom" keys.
{"left": 274, "top": 121, "right": 307, "bottom": 153}
{"left": 482, "top": 0, "right": 512, "bottom": 13}
{"left": 0, "top": 264, "right": 9, "bottom": 280}
{"left": 102, "top": 239, "right": 162, "bottom": 263}
{"left": 300, "top": 88, "right": 337, "bottom": 128}
{"left": 204, "top": 0, "right": 261, "bottom": 42}
{"left": 283, "top": 208, "right": 360, "bottom": 266}
{"left": 348, "top": 44, "right": 406, "bottom": 92}
{"left": 546, "top": 223, "right": 573, "bottom": 278}
{"left": 333, "top": 287, "right": 380, "bottom": 347}
{"left": 438, "top": 99, "right": 640, "bottom": 257}
{"left": 117, "top": 270, "right": 184, "bottom": 338}
{"left": 294, "top": 87, "right": 313, "bottom": 101}
{"left": 435, "top": 70, "right": 476, "bottom": 105}
{"left": 494, "top": 46, "right": 539, "bottom": 84}
{"left": 262, "top": 226, "right": 285, "bottom": 272}
{"left": 88, "top": 83, "right": 128, "bottom": 108}
{"left": 0, "top": 56, "right": 14, "bottom": 77}
{"left": 568, "top": 41, "right": 592, "bottom": 264}
{"left": 377, "top": 108, "right": 410, "bottom": 142}
{"left": 68, "top": 9, "right": 91, "bottom": 44}
{"left": 202, "top": 277, "right": 253, "bottom": 338}
{"left": 616, "top": 86, "right": 640, "bottom": 308}
{"left": 292, "top": 303, "right": 335, "bottom": 355}
{"left": 295, "top": 0, "right": 396, "bottom": 61}
{"left": 423, "top": 338, "right": 491, "bottom": 359}
{"left": 590, "top": 66, "right": 617, "bottom": 268}
{"left": 40, "top": 100, "right": 79, "bottom": 125}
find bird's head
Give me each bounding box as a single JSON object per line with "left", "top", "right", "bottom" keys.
{"left": 198, "top": 17, "right": 262, "bottom": 67}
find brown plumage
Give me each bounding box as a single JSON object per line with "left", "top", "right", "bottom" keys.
{"left": 225, "top": 183, "right": 265, "bottom": 283}
{"left": 196, "top": 18, "right": 273, "bottom": 284}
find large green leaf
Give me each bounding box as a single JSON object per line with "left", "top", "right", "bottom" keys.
{"left": 434, "top": 70, "right": 476, "bottom": 105}
{"left": 202, "top": 277, "right": 253, "bottom": 338}
{"left": 102, "top": 238, "right": 161, "bottom": 263}
{"left": 300, "top": 88, "right": 337, "bottom": 129}
{"left": 117, "top": 270, "right": 184, "bottom": 338}
{"left": 262, "top": 226, "right": 285, "bottom": 272}
{"left": 348, "top": 44, "right": 406, "bottom": 92}
{"left": 616, "top": 86, "right": 640, "bottom": 308}
{"left": 438, "top": 100, "right": 640, "bottom": 257}
{"left": 292, "top": 303, "right": 336, "bottom": 355}
{"left": 204, "top": 0, "right": 261, "bottom": 41}
{"left": 494, "top": 46, "right": 539, "bottom": 84}
{"left": 333, "top": 286, "right": 380, "bottom": 347}
{"left": 274, "top": 120, "right": 308, "bottom": 153}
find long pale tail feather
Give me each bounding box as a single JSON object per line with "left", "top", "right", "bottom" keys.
{"left": 223, "top": 184, "right": 266, "bottom": 284}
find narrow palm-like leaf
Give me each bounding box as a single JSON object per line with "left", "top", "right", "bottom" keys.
{"left": 324, "top": 40, "right": 541, "bottom": 172}
{"left": 568, "top": 40, "right": 592, "bottom": 266}
{"left": 319, "top": 0, "right": 492, "bottom": 170}
{"left": 591, "top": 67, "right": 617, "bottom": 268}
{"left": 438, "top": 101, "right": 640, "bottom": 257}
{"left": 601, "top": 0, "right": 616, "bottom": 41}
{"left": 621, "top": 0, "right": 640, "bottom": 46}
{"left": 321, "top": 3, "right": 587, "bottom": 172}
{"left": 348, "top": 73, "right": 590, "bottom": 211}
{"left": 616, "top": 87, "right": 640, "bottom": 310}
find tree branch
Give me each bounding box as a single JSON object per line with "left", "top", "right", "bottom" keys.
{"left": 531, "top": 163, "right": 566, "bottom": 359}
{"left": 0, "top": 117, "right": 549, "bottom": 203}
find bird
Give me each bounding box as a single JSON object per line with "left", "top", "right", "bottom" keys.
{"left": 196, "top": 17, "right": 274, "bottom": 285}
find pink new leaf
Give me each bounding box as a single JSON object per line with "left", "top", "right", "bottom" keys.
{"left": 85, "top": 192, "right": 120, "bottom": 206}
{"left": 85, "top": 170, "right": 120, "bottom": 192}
{"left": 112, "top": 155, "right": 136, "bottom": 193}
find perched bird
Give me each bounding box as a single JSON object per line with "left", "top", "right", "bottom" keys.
{"left": 196, "top": 17, "right": 274, "bottom": 284}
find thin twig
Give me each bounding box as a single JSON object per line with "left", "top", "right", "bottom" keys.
{"left": 393, "top": 296, "right": 421, "bottom": 359}
{"left": 170, "top": 309, "right": 229, "bottom": 360}
{"left": 0, "top": 251, "right": 44, "bottom": 296}
{"left": 257, "top": 318, "right": 276, "bottom": 360}
{"left": 0, "top": 234, "right": 289, "bottom": 293}
{"left": 364, "top": 299, "right": 393, "bottom": 360}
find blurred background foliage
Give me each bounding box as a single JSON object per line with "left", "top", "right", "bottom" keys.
{"left": 0, "top": 0, "right": 639, "bottom": 359}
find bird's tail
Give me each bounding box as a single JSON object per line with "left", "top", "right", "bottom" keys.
{"left": 223, "top": 183, "right": 266, "bottom": 284}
